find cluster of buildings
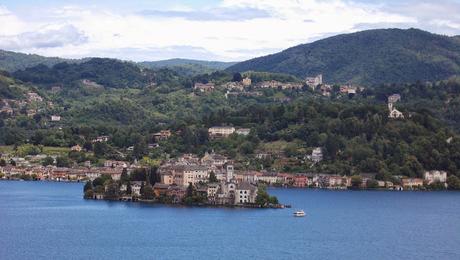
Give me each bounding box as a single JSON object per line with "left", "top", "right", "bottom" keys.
{"left": 0, "top": 92, "right": 60, "bottom": 121}
{"left": 96, "top": 152, "right": 261, "bottom": 206}
{"left": 0, "top": 159, "right": 134, "bottom": 182}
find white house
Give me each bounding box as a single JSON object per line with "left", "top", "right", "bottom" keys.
{"left": 235, "top": 128, "right": 251, "bottom": 136}
{"left": 51, "top": 115, "right": 61, "bottom": 122}
{"left": 208, "top": 126, "right": 236, "bottom": 138}
{"left": 424, "top": 170, "right": 447, "bottom": 184}
{"left": 388, "top": 103, "right": 404, "bottom": 119}
{"left": 311, "top": 147, "right": 323, "bottom": 163}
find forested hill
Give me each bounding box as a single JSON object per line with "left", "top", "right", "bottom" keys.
{"left": 139, "top": 59, "right": 237, "bottom": 77}
{"left": 227, "top": 28, "right": 460, "bottom": 85}
{"left": 140, "top": 58, "right": 236, "bottom": 70}
{"left": 0, "top": 49, "right": 81, "bottom": 72}
{"left": 12, "top": 58, "right": 157, "bottom": 89}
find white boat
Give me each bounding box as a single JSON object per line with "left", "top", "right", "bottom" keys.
{"left": 293, "top": 210, "right": 305, "bottom": 217}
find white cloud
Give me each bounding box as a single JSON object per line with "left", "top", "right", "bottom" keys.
{"left": 0, "top": 6, "right": 27, "bottom": 35}
{"left": 0, "top": 24, "right": 88, "bottom": 50}
{"left": 0, "top": 1, "right": 458, "bottom": 61}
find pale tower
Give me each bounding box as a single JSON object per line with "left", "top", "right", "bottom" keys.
{"left": 226, "top": 165, "right": 234, "bottom": 181}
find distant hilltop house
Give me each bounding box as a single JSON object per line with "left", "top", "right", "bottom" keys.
{"left": 0, "top": 104, "right": 13, "bottom": 115}
{"left": 194, "top": 82, "right": 215, "bottom": 92}
{"left": 92, "top": 135, "right": 110, "bottom": 143}
{"left": 104, "top": 160, "right": 128, "bottom": 168}
{"left": 26, "top": 92, "right": 43, "bottom": 102}
{"left": 339, "top": 84, "right": 362, "bottom": 95}
{"left": 388, "top": 94, "right": 402, "bottom": 103}
{"left": 208, "top": 126, "right": 236, "bottom": 138}
{"left": 153, "top": 130, "right": 172, "bottom": 141}
{"left": 51, "top": 115, "right": 61, "bottom": 122}
{"left": 208, "top": 126, "right": 251, "bottom": 138}
{"left": 235, "top": 128, "right": 251, "bottom": 136}
{"left": 311, "top": 147, "right": 323, "bottom": 163}
{"left": 424, "top": 170, "right": 447, "bottom": 184}
{"left": 305, "top": 74, "right": 323, "bottom": 88}
{"left": 81, "top": 79, "right": 103, "bottom": 88}
{"left": 388, "top": 103, "right": 404, "bottom": 119}
{"left": 242, "top": 77, "right": 252, "bottom": 86}
{"left": 27, "top": 109, "right": 37, "bottom": 117}
{"left": 71, "top": 144, "right": 82, "bottom": 152}
{"left": 387, "top": 93, "right": 404, "bottom": 119}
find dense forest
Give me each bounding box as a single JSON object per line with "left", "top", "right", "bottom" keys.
{"left": 228, "top": 28, "right": 460, "bottom": 85}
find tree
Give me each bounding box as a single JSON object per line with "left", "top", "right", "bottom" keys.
{"left": 0, "top": 159, "right": 6, "bottom": 167}
{"left": 232, "top": 72, "right": 242, "bottom": 82}
{"left": 93, "top": 175, "right": 112, "bottom": 187}
{"left": 93, "top": 142, "right": 108, "bottom": 158}
{"left": 447, "top": 175, "right": 460, "bottom": 190}
{"left": 84, "top": 180, "right": 93, "bottom": 192}
{"left": 84, "top": 189, "right": 94, "bottom": 199}
{"left": 142, "top": 185, "right": 155, "bottom": 200}
{"left": 120, "top": 167, "right": 129, "bottom": 183}
{"left": 133, "top": 136, "right": 148, "bottom": 159}
{"left": 255, "top": 185, "right": 274, "bottom": 207}
{"left": 209, "top": 171, "right": 218, "bottom": 183}
{"left": 186, "top": 182, "right": 195, "bottom": 197}
{"left": 104, "top": 180, "right": 120, "bottom": 200}
{"left": 83, "top": 141, "right": 93, "bottom": 151}
{"left": 366, "top": 179, "right": 379, "bottom": 189}
{"left": 126, "top": 182, "right": 132, "bottom": 195}
{"left": 56, "top": 156, "right": 70, "bottom": 167}
{"left": 351, "top": 175, "right": 363, "bottom": 188}
{"left": 42, "top": 156, "right": 54, "bottom": 166}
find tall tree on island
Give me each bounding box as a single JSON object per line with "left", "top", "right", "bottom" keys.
{"left": 84, "top": 180, "right": 93, "bottom": 192}
{"left": 120, "top": 168, "right": 129, "bottom": 183}
{"left": 209, "top": 171, "right": 218, "bottom": 183}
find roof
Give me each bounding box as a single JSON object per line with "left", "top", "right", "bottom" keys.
{"left": 237, "top": 182, "right": 257, "bottom": 191}
{"left": 153, "top": 183, "right": 170, "bottom": 189}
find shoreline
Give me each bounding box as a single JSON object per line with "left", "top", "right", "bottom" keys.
{"left": 0, "top": 179, "right": 456, "bottom": 192}
{"left": 85, "top": 196, "right": 288, "bottom": 209}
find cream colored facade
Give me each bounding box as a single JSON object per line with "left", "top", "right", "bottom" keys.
{"left": 424, "top": 170, "right": 447, "bottom": 184}
{"left": 208, "top": 126, "right": 236, "bottom": 137}
{"left": 242, "top": 77, "right": 252, "bottom": 86}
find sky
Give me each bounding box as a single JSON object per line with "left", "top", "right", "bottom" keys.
{"left": 1, "top": 0, "right": 460, "bottom": 62}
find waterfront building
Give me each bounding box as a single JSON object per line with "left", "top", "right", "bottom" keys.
{"left": 424, "top": 170, "right": 447, "bottom": 184}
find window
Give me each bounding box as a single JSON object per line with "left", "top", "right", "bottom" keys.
{"left": 244, "top": 191, "right": 247, "bottom": 194}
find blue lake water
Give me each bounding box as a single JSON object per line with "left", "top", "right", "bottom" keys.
{"left": 0, "top": 181, "right": 459, "bottom": 260}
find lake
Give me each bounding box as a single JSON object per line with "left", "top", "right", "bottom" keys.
{"left": 0, "top": 181, "right": 459, "bottom": 260}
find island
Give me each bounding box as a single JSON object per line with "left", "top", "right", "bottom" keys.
{"left": 83, "top": 160, "right": 282, "bottom": 208}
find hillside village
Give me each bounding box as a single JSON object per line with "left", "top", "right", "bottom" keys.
{"left": 2, "top": 58, "right": 460, "bottom": 196}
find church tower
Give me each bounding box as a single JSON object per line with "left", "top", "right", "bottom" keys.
{"left": 226, "top": 165, "right": 234, "bottom": 182}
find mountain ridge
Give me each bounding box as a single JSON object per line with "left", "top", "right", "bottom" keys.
{"left": 227, "top": 28, "right": 460, "bottom": 85}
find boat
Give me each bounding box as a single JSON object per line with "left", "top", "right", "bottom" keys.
{"left": 293, "top": 210, "right": 305, "bottom": 217}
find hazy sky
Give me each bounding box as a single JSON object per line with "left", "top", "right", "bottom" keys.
{"left": 1, "top": 0, "right": 459, "bottom": 61}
